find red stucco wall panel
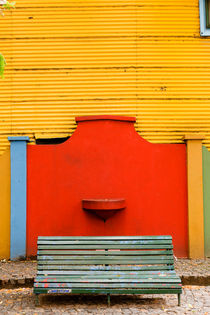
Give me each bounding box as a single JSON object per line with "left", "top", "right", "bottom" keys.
{"left": 27, "top": 117, "right": 188, "bottom": 257}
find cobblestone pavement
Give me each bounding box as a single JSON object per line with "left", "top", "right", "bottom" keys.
{"left": 0, "top": 259, "right": 209, "bottom": 280}
{"left": 0, "top": 261, "right": 36, "bottom": 281}
{"left": 174, "top": 259, "right": 210, "bottom": 276}
{"left": 0, "top": 286, "right": 209, "bottom": 314}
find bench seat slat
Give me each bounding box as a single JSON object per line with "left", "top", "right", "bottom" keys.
{"left": 37, "top": 274, "right": 179, "bottom": 279}
{"left": 37, "top": 270, "right": 177, "bottom": 276}
{"left": 34, "top": 283, "right": 182, "bottom": 289}
{"left": 35, "top": 277, "right": 181, "bottom": 283}
{"left": 38, "top": 265, "right": 174, "bottom": 271}
{"left": 36, "top": 275, "right": 180, "bottom": 280}
{"left": 36, "top": 271, "right": 178, "bottom": 276}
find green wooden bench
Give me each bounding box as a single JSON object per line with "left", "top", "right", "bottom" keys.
{"left": 34, "top": 236, "right": 182, "bottom": 306}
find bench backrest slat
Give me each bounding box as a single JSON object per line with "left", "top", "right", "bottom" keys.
{"left": 38, "top": 250, "right": 173, "bottom": 255}
{"left": 38, "top": 236, "right": 172, "bottom": 240}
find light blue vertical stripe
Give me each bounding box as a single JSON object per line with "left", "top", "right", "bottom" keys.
{"left": 8, "top": 136, "right": 29, "bottom": 260}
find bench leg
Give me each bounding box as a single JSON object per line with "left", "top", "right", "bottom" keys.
{"left": 35, "top": 294, "right": 40, "bottom": 306}
{"left": 107, "top": 293, "right": 110, "bottom": 307}
{"left": 178, "top": 293, "right": 181, "bottom": 306}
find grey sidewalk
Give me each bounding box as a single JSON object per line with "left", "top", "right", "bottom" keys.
{"left": 0, "top": 258, "right": 209, "bottom": 288}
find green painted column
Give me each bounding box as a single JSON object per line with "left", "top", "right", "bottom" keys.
{"left": 202, "top": 146, "right": 210, "bottom": 257}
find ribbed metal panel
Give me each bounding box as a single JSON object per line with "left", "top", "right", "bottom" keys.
{"left": 1, "top": 0, "right": 210, "bottom": 154}
{"left": 1, "top": 7, "right": 199, "bottom": 37}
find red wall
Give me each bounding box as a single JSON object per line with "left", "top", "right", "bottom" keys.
{"left": 27, "top": 116, "right": 188, "bottom": 257}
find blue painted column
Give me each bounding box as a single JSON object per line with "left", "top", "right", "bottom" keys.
{"left": 8, "top": 136, "right": 29, "bottom": 260}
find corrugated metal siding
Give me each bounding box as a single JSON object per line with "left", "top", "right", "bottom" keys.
{"left": 1, "top": 0, "right": 210, "bottom": 154}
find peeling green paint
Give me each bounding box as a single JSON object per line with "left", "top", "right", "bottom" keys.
{"left": 202, "top": 146, "right": 210, "bottom": 257}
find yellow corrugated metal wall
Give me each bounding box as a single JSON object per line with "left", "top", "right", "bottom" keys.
{"left": 1, "top": 0, "right": 210, "bottom": 154}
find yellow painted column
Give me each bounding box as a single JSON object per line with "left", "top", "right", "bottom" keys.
{"left": 183, "top": 134, "right": 205, "bottom": 258}
{"left": 0, "top": 149, "right": 10, "bottom": 259}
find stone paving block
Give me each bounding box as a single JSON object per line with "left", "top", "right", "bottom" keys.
{"left": 0, "top": 286, "right": 209, "bottom": 314}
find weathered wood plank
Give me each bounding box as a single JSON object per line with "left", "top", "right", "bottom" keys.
{"left": 37, "top": 270, "right": 177, "bottom": 276}
{"left": 34, "top": 288, "right": 182, "bottom": 295}
{"left": 38, "top": 259, "right": 174, "bottom": 265}
{"left": 34, "top": 283, "right": 182, "bottom": 289}
{"left": 37, "top": 274, "right": 179, "bottom": 279}
{"left": 38, "top": 250, "right": 173, "bottom": 256}
{"left": 35, "top": 277, "right": 181, "bottom": 283}
{"left": 38, "top": 240, "right": 172, "bottom": 245}
{"left": 38, "top": 245, "right": 173, "bottom": 250}
{"left": 37, "top": 255, "right": 173, "bottom": 260}
{"left": 38, "top": 236, "right": 172, "bottom": 240}
{"left": 38, "top": 265, "right": 174, "bottom": 271}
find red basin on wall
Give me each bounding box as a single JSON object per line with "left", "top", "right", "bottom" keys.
{"left": 82, "top": 198, "right": 126, "bottom": 220}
